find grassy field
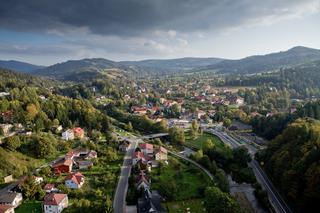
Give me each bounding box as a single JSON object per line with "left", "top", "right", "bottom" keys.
{"left": 16, "top": 200, "right": 42, "bottom": 213}
{"left": 165, "top": 199, "right": 206, "bottom": 213}
{"left": 0, "top": 147, "right": 45, "bottom": 178}
{"left": 185, "top": 132, "right": 225, "bottom": 150}
{"left": 151, "top": 157, "right": 211, "bottom": 201}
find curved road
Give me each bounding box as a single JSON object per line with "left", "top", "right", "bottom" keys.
{"left": 206, "top": 129, "right": 292, "bottom": 213}
{"left": 112, "top": 133, "right": 214, "bottom": 212}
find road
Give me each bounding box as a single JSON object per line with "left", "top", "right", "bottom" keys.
{"left": 113, "top": 135, "right": 140, "bottom": 213}
{"left": 206, "top": 128, "right": 292, "bottom": 213}
{"left": 168, "top": 150, "right": 214, "bottom": 181}
{"left": 141, "top": 133, "right": 169, "bottom": 140}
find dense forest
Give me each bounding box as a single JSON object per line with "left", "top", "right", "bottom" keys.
{"left": 225, "top": 60, "right": 320, "bottom": 98}
{"left": 256, "top": 118, "right": 320, "bottom": 212}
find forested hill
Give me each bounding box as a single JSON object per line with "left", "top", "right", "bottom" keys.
{"left": 256, "top": 118, "right": 320, "bottom": 212}
{"left": 200, "top": 46, "right": 320, "bottom": 74}
{"left": 32, "top": 58, "right": 134, "bottom": 81}
{"left": 0, "top": 68, "right": 58, "bottom": 89}
{"left": 225, "top": 60, "right": 320, "bottom": 98}
{"left": 0, "top": 60, "right": 43, "bottom": 72}
{"left": 120, "top": 57, "right": 224, "bottom": 73}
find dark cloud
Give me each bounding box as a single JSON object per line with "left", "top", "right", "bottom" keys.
{"left": 0, "top": 0, "right": 318, "bottom": 36}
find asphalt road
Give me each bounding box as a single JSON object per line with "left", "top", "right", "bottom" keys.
{"left": 113, "top": 136, "right": 139, "bottom": 213}
{"left": 207, "top": 129, "right": 292, "bottom": 213}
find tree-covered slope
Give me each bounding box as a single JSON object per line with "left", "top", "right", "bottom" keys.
{"left": 256, "top": 118, "right": 320, "bottom": 212}
{"left": 32, "top": 58, "right": 133, "bottom": 81}
{"left": 202, "top": 46, "right": 320, "bottom": 74}
{"left": 0, "top": 60, "right": 44, "bottom": 72}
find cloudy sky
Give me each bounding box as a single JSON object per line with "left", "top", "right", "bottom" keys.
{"left": 0, "top": 0, "right": 320, "bottom": 65}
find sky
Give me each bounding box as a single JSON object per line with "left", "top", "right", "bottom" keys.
{"left": 0, "top": 0, "right": 320, "bottom": 65}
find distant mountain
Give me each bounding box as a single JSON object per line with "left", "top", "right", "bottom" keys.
{"left": 199, "top": 46, "right": 320, "bottom": 74}
{"left": 120, "top": 57, "right": 224, "bottom": 73}
{"left": 32, "top": 58, "right": 133, "bottom": 81}
{"left": 0, "top": 60, "right": 44, "bottom": 72}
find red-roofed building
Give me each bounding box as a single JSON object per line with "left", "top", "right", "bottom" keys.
{"left": 72, "top": 127, "right": 84, "bottom": 139}
{"left": 43, "top": 184, "right": 58, "bottom": 193}
{"left": 139, "top": 143, "right": 154, "bottom": 156}
{"left": 131, "top": 106, "right": 148, "bottom": 115}
{"left": 65, "top": 172, "right": 85, "bottom": 189}
{"left": 0, "top": 205, "right": 14, "bottom": 213}
{"left": 51, "top": 158, "right": 73, "bottom": 175}
{"left": 132, "top": 151, "right": 145, "bottom": 165}
{"left": 43, "top": 193, "right": 68, "bottom": 213}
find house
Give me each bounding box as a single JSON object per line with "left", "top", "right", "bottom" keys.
{"left": 119, "top": 140, "right": 130, "bottom": 152}
{"left": 54, "top": 125, "right": 63, "bottom": 133}
{"left": 137, "top": 189, "right": 166, "bottom": 213}
{"left": 131, "top": 106, "right": 148, "bottom": 115}
{"left": 34, "top": 176, "right": 44, "bottom": 185}
{"left": 168, "top": 119, "right": 190, "bottom": 129}
{"left": 0, "top": 205, "right": 14, "bottom": 213}
{"left": 77, "top": 161, "right": 93, "bottom": 170}
{"left": 0, "top": 111, "right": 13, "bottom": 123}
{"left": 0, "top": 92, "right": 10, "bottom": 97}
{"left": 194, "top": 110, "right": 206, "bottom": 119}
{"left": 139, "top": 143, "right": 154, "bottom": 156}
{"left": 155, "top": 147, "right": 167, "bottom": 161}
{"left": 44, "top": 184, "right": 58, "bottom": 193}
{"left": 0, "top": 124, "right": 13, "bottom": 136}
{"left": 65, "top": 172, "right": 85, "bottom": 189}
{"left": 51, "top": 157, "right": 73, "bottom": 174}
{"left": 43, "top": 193, "right": 68, "bottom": 213}
{"left": 84, "top": 150, "right": 97, "bottom": 160}
{"left": 136, "top": 172, "right": 150, "bottom": 190}
{"left": 132, "top": 151, "right": 146, "bottom": 165}
{"left": 0, "top": 192, "right": 23, "bottom": 208}
{"left": 228, "top": 96, "right": 244, "bottom": 106}
{"left": 61, "top": 130, "right": 74, "bottom": 141}
{"left": 72, "top": 127, "right": 84, "bottom": 139}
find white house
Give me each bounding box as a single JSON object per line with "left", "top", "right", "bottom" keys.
{"left": 65, "top": 172, "right": 85, "bottom": 189}
{"left": 61, "top": 130, "right": 74, "bottom": 141}
{"left": 0, "top": 124, "right": 13, "bottom": 136}
{"left": 155, "top": 147, "right": 168, "bottom": 161}
{"left": 34, "top": 176, "right": 44, "bottom": 185}
{"left": 43, "top": 193, "right": 68, "bottom": 213}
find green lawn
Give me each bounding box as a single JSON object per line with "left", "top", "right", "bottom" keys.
{"left": 165, "top": 199, "right": 206, "bottom": 213}
{"left": 151, "top": 157, "right": 211, "bottom": 200}
{"left": 16, "top": 200, "right": 42, "bottom": 213}
{"left": 185, "top": 132, "right": 225, "bottom": 151}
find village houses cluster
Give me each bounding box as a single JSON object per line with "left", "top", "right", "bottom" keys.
{"left": 0, "top": 147, "right": 97, "bottom": 213}
{"left": 130, "top": 142, "right": 167, "bottom": 213}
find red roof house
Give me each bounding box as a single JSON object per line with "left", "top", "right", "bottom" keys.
{"left": 65, "top": 172, "right": 85, "bottom": 189}
{"left": 52, "top": 158, "right": 73, "bottom": 174}
{"left": 43, "top": 193, "right": 68, "bottom": 213}
{"left": 72, "top": 127, "right": 84, "bottom": 139}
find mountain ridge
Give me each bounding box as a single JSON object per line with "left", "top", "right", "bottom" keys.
{"left": 0, "top": 60, "right": 44, "bottom": 72}
{"left": 199, "top": 46, "right": 320, "bottom": 74}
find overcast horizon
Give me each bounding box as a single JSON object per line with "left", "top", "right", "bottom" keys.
{"left": 1, "top": 0, "right": 320, "bottom": 66}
